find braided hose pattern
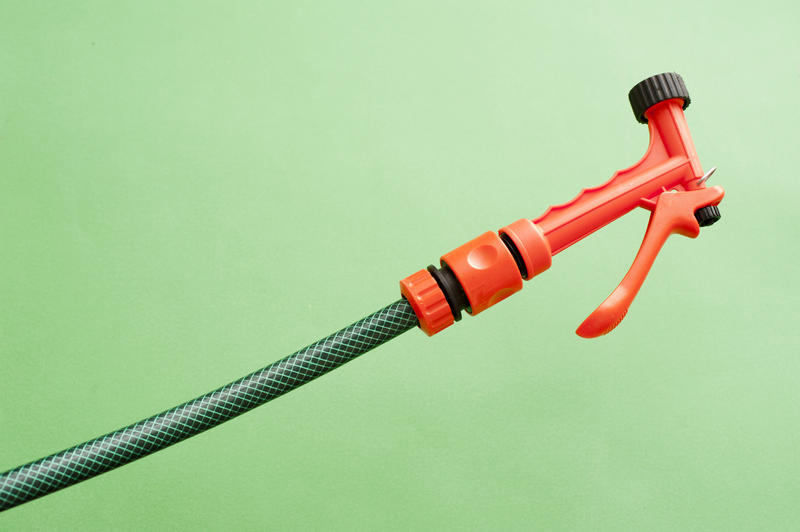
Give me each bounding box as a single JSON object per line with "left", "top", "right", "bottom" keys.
{"left": 0, "top": 299, "right": 418, "bottom": 511}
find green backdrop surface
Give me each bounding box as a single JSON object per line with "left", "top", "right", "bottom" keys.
{"left": 1, "top": 1, "right": 799, "bottom": 530}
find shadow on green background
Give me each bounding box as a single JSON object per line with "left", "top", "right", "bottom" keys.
{"left": 2, "top": 1, "right": 798, "bottom": 530}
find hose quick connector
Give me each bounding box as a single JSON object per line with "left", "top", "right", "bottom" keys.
{"left": 400, "top": 224, "right": 553, "bottom": 336}
{"left": 399, "top": 269, "right": 454, "bottom": 336}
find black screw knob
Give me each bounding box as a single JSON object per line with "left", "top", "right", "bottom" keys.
{"left": 629, "top": 73, "right": 691, "bottom": 124}
{"left": 694, "top": 205, "right": 721, "bottom": 227}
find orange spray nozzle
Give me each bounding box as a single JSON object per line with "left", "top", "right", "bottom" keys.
{"left": 401, "top": 73, "right": 725, "bottom": 338}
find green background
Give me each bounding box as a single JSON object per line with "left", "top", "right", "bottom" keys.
{"left": 1, "top": 1, "right": 798, "bottom": 530}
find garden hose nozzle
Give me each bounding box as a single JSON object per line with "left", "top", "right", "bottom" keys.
{"left": 400, "top": 72, "right": 725, "bottom": 338}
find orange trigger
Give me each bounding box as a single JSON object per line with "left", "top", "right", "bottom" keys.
{"left": 576, "top": 186, "right": 725, "bottom": 338}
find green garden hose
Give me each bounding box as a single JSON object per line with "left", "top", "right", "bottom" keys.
{"left": 0, "top": 299, "right": 418, "bottom": 512}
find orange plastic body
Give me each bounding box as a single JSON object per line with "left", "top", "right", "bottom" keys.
{"left": 400, "top": 98, "right": 725, "bottom": 337}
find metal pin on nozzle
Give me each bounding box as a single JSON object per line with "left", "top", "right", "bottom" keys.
{"left": 696, "top": 166, "right": 717, "bottom": 185}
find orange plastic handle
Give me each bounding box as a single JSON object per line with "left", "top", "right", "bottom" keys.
{"left": 534, "top": 99, "right": 704, "bottom": 255}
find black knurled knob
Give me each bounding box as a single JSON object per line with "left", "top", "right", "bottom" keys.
{"left": 629, "top": 73, "right": 691, "bottom": 124}
{"left": 694, "top": 205, "right": 721, "bottom": 227}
